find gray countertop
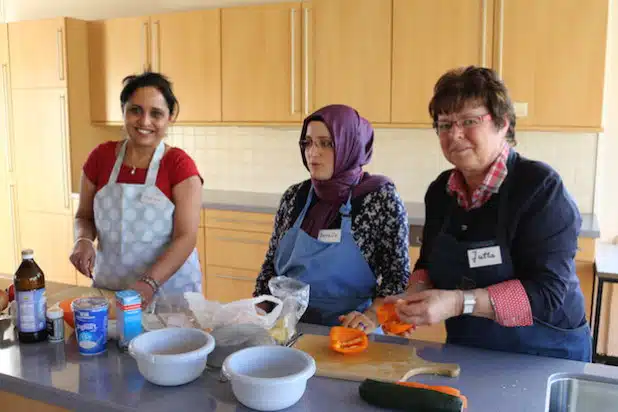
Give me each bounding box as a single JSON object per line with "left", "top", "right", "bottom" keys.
{"left": 2, "top": 320, "right": 618, "bottom": 412}
{"left": 596, "top": 242, "right": 618, "bottom": 280}
{"left": 202, "top": 189, "right": 601, "bottom": 238}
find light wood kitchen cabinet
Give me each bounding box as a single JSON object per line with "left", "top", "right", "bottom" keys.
{"left": 89, "top": 16, "right": 149, "bottom": 124}
{"left": 11, "top": 89, "right": 72, "bottom": 216}
{"left": 307, "top": 0, "right": 392, "bottom": 123}
{"left": 495, "top": 0, "right": 608, "bottom": 130}
{"left": 0, "top": 24, "right": 17, "bottom": 275}
{"left": 150, "top": 10, "right": 221, "bottom": 123}
{"left": 392, "top": 0, "right": 493, "bottom": 125}
{"left": 221, "top": 2, "right": 302, "bottom": 123}
{"left": 7, "top": 18, "right": 114, "bottom": 285}
{"left": 89, "top": 10, "right": 222, "bottom": 124}
{"left": 8, "top": 18, "right": 68, "bottom": 89}
{"left": 197, "top": 211, "right": 206, "bottom": 294}
{"left": 203, "top": 209, "right": 274, "bottom": 302}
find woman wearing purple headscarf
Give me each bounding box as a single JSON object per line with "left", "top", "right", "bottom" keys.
{"left": 254, "top": 104, "right": 410, "bottom": 333}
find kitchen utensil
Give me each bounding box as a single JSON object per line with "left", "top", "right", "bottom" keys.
{"left": 128, "top": 327, "right": 215, "bottom": 386}
{"left": 293, "top": 333, "right": 460, "bottom": 382}
{"left": 222, "top": 345, "right": 316, "bottom": 411}
{"left": 208, "top": 323, "right": 276, "bottom": 368}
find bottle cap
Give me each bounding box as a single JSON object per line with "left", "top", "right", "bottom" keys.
{"left": 21, "top": 249, "right": 34, "bottom": 259}
{"left": 47, "top": 304, "right": 64, "bottom": 320}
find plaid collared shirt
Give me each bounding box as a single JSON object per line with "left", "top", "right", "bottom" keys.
{"left": 446, "top": 142, "right": 510, "bottom": 210}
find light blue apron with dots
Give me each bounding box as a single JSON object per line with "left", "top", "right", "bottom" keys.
{"left": 92, "top": 139, "right": 202, "bottom": 293}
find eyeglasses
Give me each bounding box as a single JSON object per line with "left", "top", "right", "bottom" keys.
{"left": 434, "top": 113, "right": 491, "bottom": 135}
{"left": 299, "top": 138, "right": 334, "bottom": 151}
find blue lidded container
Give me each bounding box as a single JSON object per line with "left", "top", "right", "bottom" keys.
{"left": 72, "top": 297, "right": 109, "bottom": 356}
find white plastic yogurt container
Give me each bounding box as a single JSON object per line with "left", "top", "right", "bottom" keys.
{"left": 72, "top": 297, "right": 109, "bottom": 355}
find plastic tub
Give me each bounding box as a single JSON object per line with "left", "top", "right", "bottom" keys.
{"left": 222, "top": 345, "right": 316, "bottom": 411}
{"left": 128, "top": 327, "right": 215, "bottom": 386}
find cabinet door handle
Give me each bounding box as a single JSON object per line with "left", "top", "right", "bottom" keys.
{"left": 210, "top": 217, "right": 273, "bottom": 227}
{"left": 152, "top": 20, "right": 161, "bottom": 72}
{"left": 1, "top": 64, "right": 12, "bottom": 173}
{"left": 8, "top": 183, "right": 19, "bottom": 266}
{"left": 56, "top": 28, "right": 65, "bottom": 81}
{"left": 481, "top": 0, "right": 487, "bottom": 67}
{"left": 141, "top": 21, "right": 149, "bottom": 72}
{"left": 59, "top": 94, "right": 70, "bottom": 210}
{"left": 497, "top": 0, "right": 505, "bottom": 76}
{"left": 214, "top": 236, "right": 268, "bottom": 246}
{"left": 212, "top": 274, "right": 253, "bottom": 282}
{"left": 303, "top": 7, "right": 310, "bottom": 115}
{"left": 290, "top": 8, "right": 297, "bottom": 114}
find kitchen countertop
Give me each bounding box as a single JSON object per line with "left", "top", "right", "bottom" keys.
{"left": 202, "top": 189, "right": 601, "bottom": 238}
{"left": 2, "top": 278, "right": 618, "bottom": 412}
{"left": 596, "top": 242, "right": 618, "bottom": 280}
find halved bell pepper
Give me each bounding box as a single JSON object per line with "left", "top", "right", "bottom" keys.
{"left": 376, "top": 303, "right": 414, "bottom": 334}
{"left": 396, "top": 381, "right": 468, "bottom": 408}
{"left": 330, "top": 326, "right": 369, "bottom": 354}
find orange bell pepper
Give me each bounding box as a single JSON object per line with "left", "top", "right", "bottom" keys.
{"left": 329, "top": 326, "right": 369, "bottom": 354}
{"left": 376, "top": 303, "right": 414, "bottom": 334}
{"left": 397, "top": 381, "right": 468, "bottom": 408}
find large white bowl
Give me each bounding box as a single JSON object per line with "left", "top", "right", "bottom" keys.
{"left": 222, "top": 345, "right": 316, "bottom": 411}
{"left": 128, "top": 327, "right": 215, "bottom": 386}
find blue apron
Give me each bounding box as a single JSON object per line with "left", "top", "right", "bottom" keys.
{"left": 274, "top": 187, "right": 377, "bottom": 327}
{"left": 428, "top": 153, "right": 592, "bottom": 362}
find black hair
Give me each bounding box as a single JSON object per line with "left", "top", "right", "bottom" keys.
{"left": 120, "top": 72, "right": 179, "bottom": 120}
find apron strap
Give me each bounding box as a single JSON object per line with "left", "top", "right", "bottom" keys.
{"left": 144, "top": 140, "right": 166, "bottom": 187}
{"left": 109, "top": 140, "right": 128, "bottom": 184}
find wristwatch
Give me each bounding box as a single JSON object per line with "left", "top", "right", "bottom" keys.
{"left": 462, "top": 291, "right": 476, "bottom": 315}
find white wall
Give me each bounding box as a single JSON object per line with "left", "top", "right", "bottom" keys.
{"left": 597, "top": 0, "right": 618, "bottom": 243}
{"left": 4, "top": 0, "right": 286, "bottom": 21}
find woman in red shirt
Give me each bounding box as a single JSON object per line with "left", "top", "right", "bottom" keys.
{"left": 69, "top": 72, "right": 203, "bottom": 306}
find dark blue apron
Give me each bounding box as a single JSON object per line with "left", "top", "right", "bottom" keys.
{"left": 428, "top": 153, "right": 591, "bottom": 362}
{"left": 273, "top": 187, "right": 377, "bottom": 327}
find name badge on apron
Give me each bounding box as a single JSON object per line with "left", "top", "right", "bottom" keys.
{"left": 318, "top": 229, "right": 342, "bottom": 243}
{"left": 141, "top": 191, "right": 165, "bottom": 205}
{"left": 467, "top": 245, "right": 502, "bottom": 268}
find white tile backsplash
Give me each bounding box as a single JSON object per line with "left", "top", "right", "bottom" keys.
{"left": 169, "top": 126, "right": 597, "bottom": 214}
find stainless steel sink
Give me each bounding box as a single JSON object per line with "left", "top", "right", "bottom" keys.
{"left": 546, "top": 373, "right": 618, "bottom": 411}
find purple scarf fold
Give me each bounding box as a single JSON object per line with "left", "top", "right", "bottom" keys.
{"left": 299, "top": 104, "right": 393, "bottom": 238}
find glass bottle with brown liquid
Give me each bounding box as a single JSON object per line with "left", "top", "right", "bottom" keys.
{"left": 14, "top": 249, "right": 47, "bottom": 343}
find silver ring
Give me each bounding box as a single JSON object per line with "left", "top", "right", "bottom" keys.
{"left": 358, "top": 322, "right": 366, "bottom": 329}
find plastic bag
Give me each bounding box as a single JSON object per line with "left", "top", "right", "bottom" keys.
{"left": 268, "top": 276, "right": 310, "bottom": 344}
{"left": 143, "top": 292, "right": 202, "bottom": 331}
{"left": 186, "top": 294, "right": 283, "bottom": 331}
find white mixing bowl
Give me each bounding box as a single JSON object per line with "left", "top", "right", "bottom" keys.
{"left": 128, "top": 327, "right": 215, "bottom": 386}
{"left": 222, "top": 345, "right": 316, "bottom": 411}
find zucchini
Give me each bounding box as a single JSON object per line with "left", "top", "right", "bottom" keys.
{"left": 359, "top": 379, "right": 464, "bottom": 412}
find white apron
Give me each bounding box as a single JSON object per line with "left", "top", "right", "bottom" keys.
{"left": 92, "top": 139, "right": 202, "bottom": 293}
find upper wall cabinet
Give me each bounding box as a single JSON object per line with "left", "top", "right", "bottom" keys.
{"left": 496, "top": 0, "right": 608, "bottom": 130}
{"left": 307, "top": 0, "right": 392, "bottom": 123}
{"left": 391, "top": 0, "right": 493, "bottom": 125}
{"left": 89, "top": 10, "right": 221, "bottom": 124}
{"left": 150, "top": 10, "right": 221, "bottom": 123}
{"left": 221, "top": 2, "right": 302, "bottom": 123}
{"left": 89, "top": 16, "right": 148, "bottom": 124}
{"left": 9, "top": 18, "right": 68, "bottom": 89}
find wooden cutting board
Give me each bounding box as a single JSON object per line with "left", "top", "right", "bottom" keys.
{"left": 293, "top": 334, "right": 460, "bottom": 382}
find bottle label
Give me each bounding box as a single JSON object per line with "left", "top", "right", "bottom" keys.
{"left": 16, "top": 289, "right": 47, "bottom": 333}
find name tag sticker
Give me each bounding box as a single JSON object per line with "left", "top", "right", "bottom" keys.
{"left": 141, "top": 191, "right": 164, "bottom": 205}
{"left": 318, "top": 229, "right": 341, "bottom": 243}
{"left": 467, "top": 246, "right": 502, "bottom": 268}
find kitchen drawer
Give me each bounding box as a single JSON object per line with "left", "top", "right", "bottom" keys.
{"left": 204, "top": 209, "right": 275, "bottom": 234}
{"left": 409, "top": 246, "right": 420, "bottom": 269}
{"left": 205, "top": 228, "right": 270, "bottom": 270}
{"left": 576, "top": 237, "right": 596, "bottom": 263}
{"left": 199, "top": 210, "right": 206, "bottom": 227}
{"left": 205, "top": 265, "right": 257, "bottom": 303}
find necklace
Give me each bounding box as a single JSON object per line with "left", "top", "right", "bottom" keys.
{"left": 130, "top": 166, "right": 137, "bottom": 175}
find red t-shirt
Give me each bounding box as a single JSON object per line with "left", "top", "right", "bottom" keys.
{"left": 83, "top": 141, "right": 203, "bottom": 200}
